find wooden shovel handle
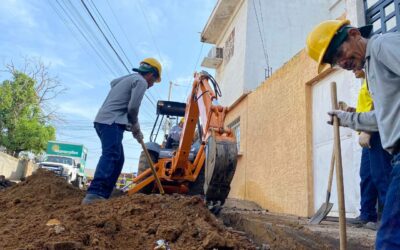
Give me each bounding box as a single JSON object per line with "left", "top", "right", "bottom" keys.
{"left": 331, "top": 82, "right": 347, "bottom": 250}
{"left": 139, "top": 140, "right": 165, "bottom": 195}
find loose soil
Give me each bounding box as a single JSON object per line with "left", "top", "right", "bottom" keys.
{"left": 0, "top": 170, "right": 256, "bottom": 250}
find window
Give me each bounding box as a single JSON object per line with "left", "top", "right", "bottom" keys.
{"left": 228, "top": 118, "right": 240, "bottom": 152}
{"left": 365, "top": 0, "right": 400, "bottom": 34}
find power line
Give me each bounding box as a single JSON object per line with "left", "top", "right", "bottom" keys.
{"left": 105, "top": 0, "right": 140, "bottom": 61}
{"left": 252, "top": 0, "right": 270, "bottom": 76}
{"left": 52, "top": 0, "right": 157, "bottom": 125}
{"left": 47, "top": 0, "right": 109, "bottom": 76}
{"left": 65, "top": 0, "right": 124, "bottom": 75}
{"left": 183, "top": 42, "right": 204, "bottom": 101}
{"left": 88, "top": 0, "right": 134, "bottom": 69}
{"left": 80, "top": 0, "right": 157, "bottom": 108}
{"left": 80, "top": 0, "right": 130, "bottom": 72}
{"left": 103, "top": 1, "right": 163, "bottom": 106}
{"left": 136, "top": 0, "right": 169, "bottom": 99}
{"left": 88, "top": 0, "right": 162, "bottom": 106}
{"left": 52, "top": 0, "right": 118, "bottom": 76}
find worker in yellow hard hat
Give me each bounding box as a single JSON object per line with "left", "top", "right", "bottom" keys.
{"left": 307, "top": 20, "right": 400, "bottom": 248}
{"left": 83, "top": 58, "right": 162, "bottom": 205}
{"left": 306, "top": 19, "right": 373, "bottom": 73}
{"left": 132, "top": 57, "right": 162, "bottom": 87}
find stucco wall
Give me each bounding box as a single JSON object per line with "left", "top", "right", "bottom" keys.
{"left": 0, "top": 152, "right": 26, "bottom": 180}
{"left": 226, "top": 50, "right": 318, "bottom": 216}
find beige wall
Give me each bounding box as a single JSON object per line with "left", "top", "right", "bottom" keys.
{"left": 0, "top": 152, "right": 35, "bottom": 180}
{"left": 226, "top": 50, "right": 321, "bottom": 216}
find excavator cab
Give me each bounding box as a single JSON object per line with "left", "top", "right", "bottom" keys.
{"left": 129, "top": 71, "right": 238, "bottom": 208}
{"left": 149, "top": 100, "right": 186, "bottom": 144}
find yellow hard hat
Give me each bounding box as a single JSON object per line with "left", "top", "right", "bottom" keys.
{"left": 180, "top": 117, "right": 185, "bottom": 124}
{"left": 141, "top": 58, "right": 162, "bottom": 82}
{"left": 306, "top": 19, "right": 350, "bottom": 73}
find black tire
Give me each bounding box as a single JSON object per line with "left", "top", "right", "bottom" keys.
{"left": 72, "top": 175, "right": 82, "bottom": 189}
{"left": 137, "top": 150, "right": 158, "bottom": 194}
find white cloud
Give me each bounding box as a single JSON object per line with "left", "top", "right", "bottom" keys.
{"left": 59, "top": 101, "right": 98, "bottom": 121}
{"left": 60, "top": 73, "right": 96, "bottom": 89}
{"left": 0, "top": 0, "right": 37, "bottom": 27}
{"left": 135, "top": 43, "right": 173, "bottom": 73}
{"left": 39, "top": 55, "right": 66, "bottom": 68}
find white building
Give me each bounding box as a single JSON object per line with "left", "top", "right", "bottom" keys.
{"left": 201, "top": 0, "right": 346, "bottom": 107}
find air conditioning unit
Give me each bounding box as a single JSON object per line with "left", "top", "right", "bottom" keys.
{"left": 208, "top": 47, "right": 223, "bottom": 59}
{"left": 201, "top": 47, "right": 223, "bottom": 69}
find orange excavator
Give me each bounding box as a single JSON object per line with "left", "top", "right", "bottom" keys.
{"left": 128, "top": 71, "right": 237, "bottom": 208}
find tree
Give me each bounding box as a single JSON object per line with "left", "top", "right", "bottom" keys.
{"left": 0, "top": 70, "right": 56, "bottom": 157}
{"left": 4, "top": 57, "right": 67, "bottom": 121}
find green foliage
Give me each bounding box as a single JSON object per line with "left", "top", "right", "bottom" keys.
{"left": 0, "top": 71, "right": 56, "bottom": 156}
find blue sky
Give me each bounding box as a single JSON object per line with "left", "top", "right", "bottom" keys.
{"left": 0, "top": 0, "right": 216, "bottom": 173}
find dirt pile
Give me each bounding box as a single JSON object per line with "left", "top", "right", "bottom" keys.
{"left": 0, "top": 169, "right": 256, "bottom": 250}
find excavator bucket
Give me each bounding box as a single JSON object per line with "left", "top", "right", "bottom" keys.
{"left": 204, "top": 135, "right": 238, "bottom": 206}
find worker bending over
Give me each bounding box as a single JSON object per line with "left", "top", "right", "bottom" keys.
{"left": 82, "top": 58, "right": 162, "bottom": 205}
{"left": 307, "top": 20, "right": 400, "bottom": 249}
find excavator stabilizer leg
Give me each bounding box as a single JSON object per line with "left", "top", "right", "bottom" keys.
{"left": 204, "top": 136, "right": 238, "bottom": 206}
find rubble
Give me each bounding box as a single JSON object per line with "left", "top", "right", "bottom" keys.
{"left": 0, "top": 169, "right": 256, "bottom": 249}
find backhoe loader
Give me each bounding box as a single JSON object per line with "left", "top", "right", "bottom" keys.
{"left": 128, "top": 71, "right": 237, "bottom": 207}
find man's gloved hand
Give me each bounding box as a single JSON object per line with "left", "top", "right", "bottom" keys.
{"left": 338, "top": 101, "right": 356, "bottom": 112}
{"left": 359, "top": 132, "right": 372, "bottom": 148}
{"left": 327, "top": 110, "right": 350, "bottom": 127}
{"left": 131, "top": 122, "right": 144, "bottom": 143}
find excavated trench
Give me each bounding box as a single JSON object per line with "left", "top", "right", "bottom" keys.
{"left": 219, "top": 199, "right": 376, "bottom": 250}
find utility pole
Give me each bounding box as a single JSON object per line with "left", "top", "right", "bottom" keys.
{"left": 168, "top": 81, "right": 173, "bottom": 101}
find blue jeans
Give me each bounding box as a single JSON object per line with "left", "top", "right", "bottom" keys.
{"left": 376, "top": 153, "right": 400, "bottom": 249}
{"left": 87, "top": 122, "right": 125, "bottom": 198}
{"left": 360, "top": 132, "right": 393, "bottom": 222}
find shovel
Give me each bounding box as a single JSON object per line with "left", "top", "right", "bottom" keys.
{"left": 139, "top": 139, "right": 165, "bottom": 195}
{"left": 309, "top": 150, "right": 335, "bottom": 224}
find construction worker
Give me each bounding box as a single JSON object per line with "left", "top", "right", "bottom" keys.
{"left": 165, "top": 117, "right": 185, "bottom": 149}
{"left": 341, "top": 70, "right": 392, "bottom": 230}
{"left": 306, "top": 20, "right": 400, "bottom": 249}
{"left": 82, "top": 58, "right": 162, "bottom": 205}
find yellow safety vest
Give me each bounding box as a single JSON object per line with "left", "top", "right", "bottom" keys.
{"left": 356, "top": 79, "right": 373, "bottom": 113}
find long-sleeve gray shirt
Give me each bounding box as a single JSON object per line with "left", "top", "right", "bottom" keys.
{"left": 336, "top": 33, "right": 400, "bottom": 153}
{"left": 94, "top": 73, "right": 148, "bottom": 126}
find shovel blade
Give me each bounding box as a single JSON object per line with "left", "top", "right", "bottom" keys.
{"left": 309, "top": 202, "right": 334, "bottom": 225}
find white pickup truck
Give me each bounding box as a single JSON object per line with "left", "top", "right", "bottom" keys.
{"left": 39, "top": 155, "right": 82, "bottom": 188}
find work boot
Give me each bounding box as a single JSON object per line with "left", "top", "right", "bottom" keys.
{"left": 81, "top": 193, "right": 106, "bottom": 205}
{"left": 364, "top": 221, "right": 380, "bottom": 231}
{"left": 347, "top": 216, "right": 369, "bottom": 226}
